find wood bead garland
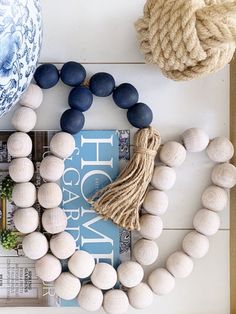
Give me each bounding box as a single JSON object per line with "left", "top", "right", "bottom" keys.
{"left": 139, "top": 214, "right": 163, "bottom": 240}
{"left": 50, "top": 132, "right": 75, "bottom": 159}
{"left": 11, "top": 106, "right": 37, "bottom": 132}
{"left": 206, "top": 137, "right": 234, "bottom": 162}
{"left": 159, "top": 141, "right": 186, "bottom": 167}
{"left": 117, "top": 261, "right": 144, "bottom": 288}
{"left": 13, "top": 207, "right": 39, "bottom": 234}
{"left": 77, "top": 284, "right": 103, "bottom": 312}
{"left": 9, "top": 157, "right": 34, "bottom": 183}
{"left": 50, "top": 231, "right": 76, "bottom": 259}
{"left": 201, "top": 185, "right": 228, "bottom": 212}
{"left": 148, "top": 268, "right": 175, "bottom": 295}
{"left": 7, "top": 132, "right": 32, "bottom": 158}
{"left": 182, "top": 231, "right": 209, "bottom": 259}
{"left": 35, "top": 254, "right": 62, "bottom": 282}
{"left": 22, "top": 232, "right": 48, "bottom": 260}
{"left": 91, "top": 263, "right": 117, "bottom": 290}
{"left": 143, "top": 189, "right": 168, "bottom": 215}
{"left": 166, "top": 251, "right": 193, "bottom": 278}
{"left": 133, "top": 239, "right": 159, "bottom": 265}
{"left": 19, "top": 83, "right": 43, "bottom": 109}
{"left": 193, "top": 209, "right": 220, "bottom": 236}
{"left": 39, "top": 155, "right": 65, "bottom": 182}
{"left": 38, "top": 182, "right": 62, "bottom": 209}
{"left": 68, "top": 250, "right": 95, "bottom": 279}
{"left": 127, "top": 283, "right": 153, "bottom": 310}
{"left": 12, "top": 182, "right": 36, "bottom": 208}
{"left": 103, "top": 289, "right": 129, "bottom": 314}
{"left": 182, "top": 128, "right": 209, "bottom": 152}
{"left": 211, "top": 162, "right": 236, "bottom": 189}
{"left": 54, "top": 272, "right": 81, "bottom": 300}
{"left": 42, "top": 207, "right": 67, "bottom": 234}
{"left": 151, "top": 165, "right": 176, "bottom": 190}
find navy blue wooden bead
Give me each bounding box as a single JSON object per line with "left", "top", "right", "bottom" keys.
{"left": 60, "top": 62, "right": 86, "bottom": 86}
{"left": 127, "top": 103, "right": 153, "bottom": 128}
{"left": 69, "top": 86, "right": 93, "bottom": 112}
{"left": 34, "top": 64, "right": 59, "bottom": 89}
{"left": 60, "top": 109, "right": 85, "bottom": 134}
{"left": 113, "top": 83, "right": 139, "bottom": 109}
{"left": 89, "top": 72, "right": 115, "bottom": 97}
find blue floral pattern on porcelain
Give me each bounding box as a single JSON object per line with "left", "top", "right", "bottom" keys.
{"left": 0, "top": 0, "right": 42, "bottom": 117}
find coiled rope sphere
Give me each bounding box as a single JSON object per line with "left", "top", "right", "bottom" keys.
{"left": 136, "top": 0, "right": 236, "bottom": 81}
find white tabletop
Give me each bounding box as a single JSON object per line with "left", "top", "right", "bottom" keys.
{"left": 1, "top": 1, "right": 230, "bottom": 313}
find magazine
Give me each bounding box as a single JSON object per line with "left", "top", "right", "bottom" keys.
{"left": 0, "top": 130, "right": 131, "bottom": 307}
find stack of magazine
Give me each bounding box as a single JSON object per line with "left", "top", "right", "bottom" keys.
{"left": 0, "top": 129, "right": 131, "bottom": 307}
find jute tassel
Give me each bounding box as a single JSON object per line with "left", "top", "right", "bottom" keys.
{"left": 89, "top": 127, "right": 161, "bottom": 231}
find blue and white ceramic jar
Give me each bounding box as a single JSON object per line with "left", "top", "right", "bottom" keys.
{"left": 0, "top": 0, "right": 42, "bottom": 117}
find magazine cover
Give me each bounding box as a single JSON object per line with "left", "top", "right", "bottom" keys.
{"left": 0, "top": 130, "right": 131, "bottom": 307}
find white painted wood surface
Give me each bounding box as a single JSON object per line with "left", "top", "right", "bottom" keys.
{"left": 1, "top": 0, "right": 230, "bottom": 313}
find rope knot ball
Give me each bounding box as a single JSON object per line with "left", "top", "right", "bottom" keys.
{"left": 136, "top": 0, "right": 236, "bottom": 81}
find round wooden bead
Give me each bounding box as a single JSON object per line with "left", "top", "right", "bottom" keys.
{"left": 117, "top": 261, "right": 144, "bottom": 288}
{"left": 40, "top": 156, "right": 65, "bottom": 182}
{"left": 9, "top": 157, "right": 34, "bottom": 183}
{"left": 148, "top": 268, "right": 175, "bottom": 295}
{"left": 77, "top": 284, "right": 103, "bottom": 312}
{"left": 11, "top": 107, "right": 37, "bottom": 132}
{"left": 13, "top": 207, "right": 39, "bottom": 234}
{"left": 42, "top": 207, "right": 67, "bottom": 234}
{"left": 166, "top": 251, "right": 193, "bottom": 278}
{"left": 159, "top": 141, "right": 186, "bottom": 167}
{"left": 182, "top": 231, "right": 209, "bottom": 259}
{"left": 54, "top": 272, "right": 81, "bottom": 300}
{"left": 202, "top": 185, "right": 228, "bottom": 212}
{"left": 22, "top": 232, "right": 48, "bottom": 260}
{"left": 50, "top": 132, "right": 75, "bottom": 159}
{"left": 128, "top": 283, "right": 153, "bottom": 309}
{"left": 68, "top": 250, "right": 95, "bottom": 279}
{"left": 143, "top": 190, "right": 168, "bottom": 215}
{"left": 182, "top": 128, "right": 209, "bottom": 152}
{"left": 19, "top": 84, "right": 43, "bottom": 109}
{"left": 35, "top": 254, "right": 62, "bottom": 282}
{"left": 211, "top": 163, "right": 236, "bottom": 189}
{"left": 7, "top": 132, "right": 32, "bottom": 158}
{"left": 151, "top": 166, "right": 176, "bottom": 190}
{"left": 12, "top": 182, "right": 36, "bottom": 207}
{"left": 50, "top": 231, "right": 76, "bottom": 259}
{"left": 206, "top": 137, "right": 234, "bottom": 162}
{"left": 38, "top": 183, "right": 62, "bottom": 209}
{"left": 133, "top": 239, "right": 159, "bottom": 266}
{"left": 103, "top": 289, "right": 129, "bottom": 314}
{"left": 91, "top": 263, "right": 117, "bottom": 290}
{"left": 139, "top": 214, "right": 163, "bottom": 240}
{"left": 193, "top": 208, "right": 220, "bottom": 236}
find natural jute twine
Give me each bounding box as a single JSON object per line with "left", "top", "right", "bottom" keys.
{"left": 89, "top": 127, "right": 161, "bottom": 231}
{"left": 136, "top": 0, "right": 236, "bottom": 81}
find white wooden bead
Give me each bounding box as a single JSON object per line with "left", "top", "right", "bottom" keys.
{"left": 50, "top": 231, "right": 76, "bottom": 259}
{"left": 7, "top": 132, "right": 32, "bottom": 158}
{"left": 11, "top": 106, "right": 37, "bottom": 132}
{"left": 22, "top": 232, "right": 48, "bottom": 260}
{"left": 103, "top": 289, "right": 129, "bottom": 314}
{"left": 42, "top": 207, "right": 67, "bottom": 234}
{"left": 133, "top": 239, "right": 159, "bottom": 266}
{"left": 117, "top": 261, "right": 144, "bottom": 288}
{"left": 128, "top": 283, "right": 153, "bottom": 309}
{"left": 54, "top": 272, "right": 81, "bottom": 300}
{"left": 202, "top": 185, "right": 228, "bottom": 212}
{"left": 40, "top": 155, "right": 65, "bottom": 182}
{"left": 182, "top": 231, "right": 209, "bottom": 258}
{"left": 148, "top": 268, "right": 175, "bottom": 295}
{"left": 143, "top": 190, "right": 168, "bottom": 215}
{"left": 68, "top": 250, "right": 95, "bottom": 279}
{"left": 166, "top": 251, "right": 193, "bottom": 278}
{"left": 159, "top": 141, "right": 186, "bottom": 167}
{"left": 151, "top": 166, "right": 176, "bottom": 190}
{"left": 182, "top": 128, "right": 209, "bottom": 152}
{"left": 35, "top": 254, "right": 62, "bottom": 282}
{"left": 13, "top": 207, "right": 39, "bottom": 234}
{"left": 77, "top": 284, "right": 103, "bottom": 312}
{"left": 206, "top": 137, "right": 234, "bottom": 162}
{"left": 38, "top": 183, "right": 62, "bottom": 209}
{"left": 50, "top": 132, "right": 75, "bottom": 159}
{"left": 139, "top": 214, "right": 163, "bottom": 240}
{"left": 9, "top": 157, "right": 34, "bottom": 183}
{"left": 91, "top": 263, "right": 117, "bottom": 290}
{"left": 12, "top": 182, "right": 36, "bottom": 207}
{"left": 193, "top": 208, "right": 220, "bottom": 236}
{"left": 211, "top": 163, "right": 236, "bottom": 189}
{"left": 19, "top": 84, "right": 43, "bottom": 109}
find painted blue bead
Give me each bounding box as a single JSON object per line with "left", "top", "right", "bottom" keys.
{"left": 89, "top": 72, "right": 115, "bottom": 97}
{"left": 113, "top": 83, "right": 139, "bottom": 109}
{"left": 60, "top": 61, "right": 86, "bottom": 86}
{"left": 69, "top": 86, "right": 93, "bottom": 112}
{"left": 60, "top": 109, "right": 85, "bottom": 134}
{"left": 127, "top": 103, "right": 153, "bottom": 128}
{"left": 34, "top": 64, "right": 59, "bottom": 89}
